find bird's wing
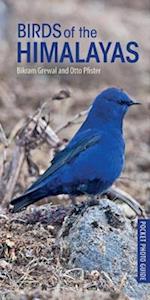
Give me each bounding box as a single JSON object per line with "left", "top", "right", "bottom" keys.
{"left": 26, "top": 130, "right": 100, "bottom": 193}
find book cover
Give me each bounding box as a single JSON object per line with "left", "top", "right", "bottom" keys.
{"left": 0, "top": 0, "right": 150, "bottom": 299}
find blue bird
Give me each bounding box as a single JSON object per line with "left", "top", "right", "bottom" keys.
{"left": 10, "top": 87, "right": 140, "bottom": 213}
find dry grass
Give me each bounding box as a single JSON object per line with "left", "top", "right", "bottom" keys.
{"left": 0, "top": 207, "right": 130, "bottom": 300}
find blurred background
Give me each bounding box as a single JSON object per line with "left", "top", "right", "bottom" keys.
{"left": 0, "top": 0, "right": 150, "bottom": 211}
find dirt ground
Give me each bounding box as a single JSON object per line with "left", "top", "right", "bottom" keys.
{"left": 0, "top": 0, "right": 150, "bottom": 299}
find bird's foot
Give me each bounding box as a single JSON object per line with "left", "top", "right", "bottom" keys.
{"left": 86, "top": 197, "right": 100, "bottom": 207}
{"left": 70, "top": 196, "right": 77, "bottom": 205}
{"left": 70, "top": 196, "right": 99, "bottom": 216}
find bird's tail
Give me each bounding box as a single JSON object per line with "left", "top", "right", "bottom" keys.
{"left": 10, "top": 187, "right": 48, "bottom": 213}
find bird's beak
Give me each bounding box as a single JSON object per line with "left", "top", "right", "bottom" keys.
{"left": 130, "top": 100, "right": 141, "bottom": 106}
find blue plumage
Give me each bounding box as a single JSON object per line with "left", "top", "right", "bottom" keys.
{"left": 11, "top": 87, "right": 140, "bottom": 212}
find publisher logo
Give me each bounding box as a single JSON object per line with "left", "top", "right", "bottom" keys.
{"left": 137, "top": 219, "right": 150, "bottom": 283}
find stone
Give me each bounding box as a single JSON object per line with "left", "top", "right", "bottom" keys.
{"left": 58, "top": 199, "right": 150, "bottom": 300}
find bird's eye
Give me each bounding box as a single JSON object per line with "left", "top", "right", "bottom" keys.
{"left": 119, "top": 100, "right": 125, "bottom": 105}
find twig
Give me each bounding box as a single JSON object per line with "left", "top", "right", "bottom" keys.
{"left": 0, "top": 124, "right": 9, "bottom": 178}
{"left": 55, "top": 108, "right": 90, "bottom": 134}
{"left": 106, "top": 186, "right": 146, "bottom": 217}
{"left": 101, "top": 271, "right": 116, "bottom": 290}
{"left": 52, "top": 89, "right": 71, "bottom": 101}
{"left": 0, "top": 123, "right": 8, "bottom": 146}
{"left": 8, "top": 119, "right": 25, "bottom": 143}
{"left": 33, "top": 116, "right": 60, "bottom": 147}
{"left": 118, "top": 273, "right": 127, "bottom": 291}
{"left": 118, "top": 176, "right": 150, "bottom": 183}
{"left": 1, "top": 106, "right": 61, "bottom": 206}
{"left": 9, "top": 107, "right": 61, "bottom": 148}
{"left": 2, "top": 145, "right": 25, "bottom": 206}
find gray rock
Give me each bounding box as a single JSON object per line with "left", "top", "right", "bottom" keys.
{"left": 58, "top": 199, "right": 150, "bottom": 300}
